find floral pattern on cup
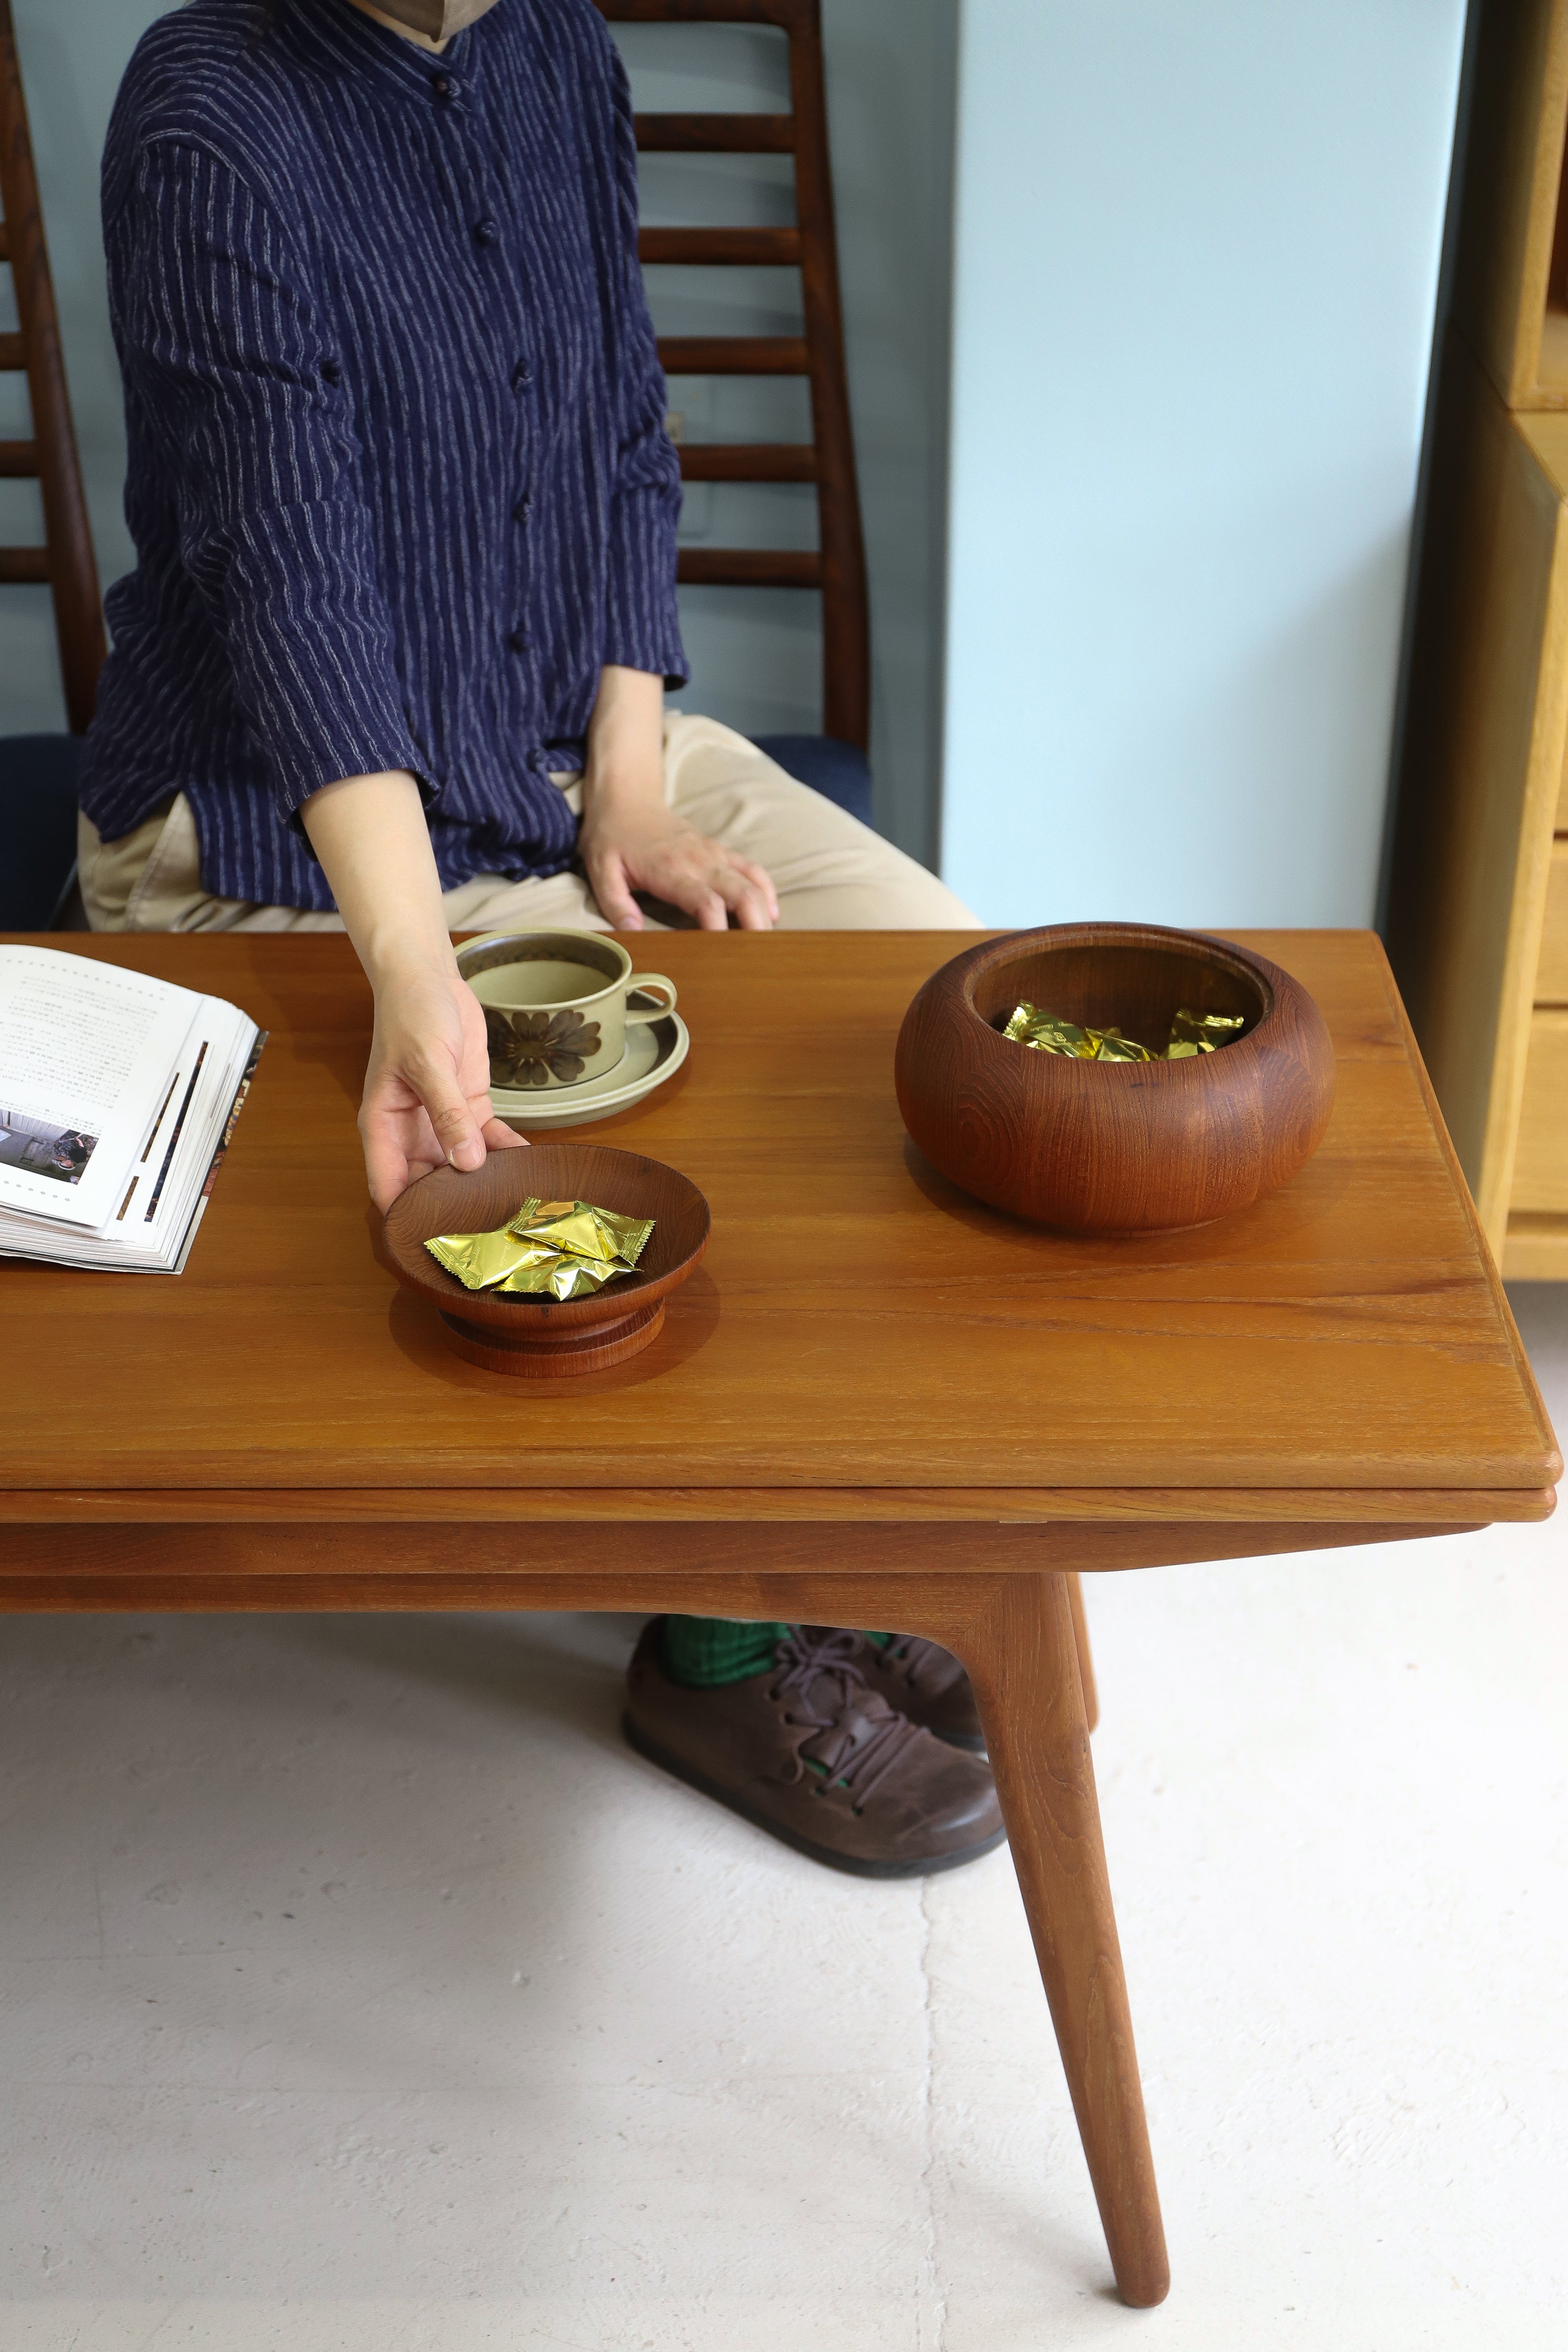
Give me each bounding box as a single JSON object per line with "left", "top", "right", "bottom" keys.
{"left": 485, "top": 1006, "right": 604, "bottom": 1088}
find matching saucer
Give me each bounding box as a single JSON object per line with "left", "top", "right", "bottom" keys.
{"left": 490, "top": 1011, "right": 689, "bottom": 1130}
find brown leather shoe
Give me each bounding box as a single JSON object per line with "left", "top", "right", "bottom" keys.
{"left": 623, "top": 1622, "right": 1005, "bottom": 1878}
{"left": 854, "top": 1633, "right": 986, "bottom": 1752}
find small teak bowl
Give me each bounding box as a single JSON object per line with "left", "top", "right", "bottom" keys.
{"left": 382, "top": 1142, "right": 710, "bottom": 1376}
{"left": 894, "top": 922, "right": 1336, "bottom": 1235}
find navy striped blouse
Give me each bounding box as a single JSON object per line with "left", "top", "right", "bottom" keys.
{"left": 82, "top": 0, "right": 687, "bottom": 910}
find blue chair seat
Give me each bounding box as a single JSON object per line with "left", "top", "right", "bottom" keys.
{"left": 750, "top": 734, "right": 872, "bottom": 827}
{"left": 1, "top": 734, "right": 83, "bottom": 929}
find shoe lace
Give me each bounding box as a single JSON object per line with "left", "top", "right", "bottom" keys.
{"left": 879, "top": 1634, "right": 934, "bottom": 1688}
{"left": 768, "top": 1626, "right": 925, "bottom": 1813}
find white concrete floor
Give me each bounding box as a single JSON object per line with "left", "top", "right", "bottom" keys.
{"left": 3, "top": 1291, "right": 1564, "bottom": 2352}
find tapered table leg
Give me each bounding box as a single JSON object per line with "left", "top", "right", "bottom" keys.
{"left": 957, "top": 1571, "right": 1168, "bottom": 2307}
{"left": 1064, "top": 1570, "right": 1099, "bottom": 1732}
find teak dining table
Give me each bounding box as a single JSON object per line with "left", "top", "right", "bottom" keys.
{"left": 0, "top": 927, "right": 1559, "bottom": 2310}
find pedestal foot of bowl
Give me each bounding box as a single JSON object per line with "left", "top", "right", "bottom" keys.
{"left": 439, "top": 1299, "right": 665, "bottom": 1376}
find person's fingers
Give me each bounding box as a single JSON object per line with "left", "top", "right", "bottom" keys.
{"left": 722, "top": 876, "right": 771, "bottom": 929}
{"left": 732, "top": 856, "right": 780, "bottom": 922}
{"left": 480, "top": 1114, "right": 528, "bottom": 1153}
{"left": 408, "top": 1049, "right": 487, "bottom": 1172}
{"left": 586, "top": 848, "right": 644, "bottom": 931}
{"left": 713, "top": 860, "right": 776, "bottom": 930}
{"left": 361, "top": 1119, "right": 412, "bottom": 1216}
{"left": 633, "top": 851, "right": 729, "bottom": 928}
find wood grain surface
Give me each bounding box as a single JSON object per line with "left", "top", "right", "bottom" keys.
{"left": 1449, "top": 0, "right": 1568, "bottom": 409}
{"left": 2, "top": 927, "right": 1552, "bottom": 2315}
{"left": 1513, "top": 1009, "right": 1568, "bottom": 1209}
{"left": 0, "top": 1485, "right": 1534, "bottom": 1526}
{"left": 381, "top": 1141, "right": 711, "bottom": 1376}
{"left": 894, "top": 924, "right": 1335, "bottom": 1233}
{"left": 1537, "top": 834, "right": 1568, "bottom": 998}
{"left": 0, "top": 929, "right": 1556, "bottom": 1504}
{"left": 1385, "top": 332, "right": 1568, "bottom": 1248}
{"left": 0, "top": 1515, "right": 1471, "bottom": 1613}
{"left": 955, "top": 1574, "right": 1167, "bottom": 2305}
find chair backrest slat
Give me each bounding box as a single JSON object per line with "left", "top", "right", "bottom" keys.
{"left": 679, "top": 443, "right": 818, "bottom": 483}
{"left": 634, "top": 111, "right": 795, "bottom": 153}
{"left": 678, "top": 549, "right": 821, "bottom": 587}
{"left": 639, "top": 226, "right": 802, "bottom": 265}
{"left": 657, "top": 333, "right": 810, "bottom": 375}
{"left": 0, "top": 0, "right": 106, "bottom": 734}
{"left": 597, "top": 0, "right": 871, "bottom": 752}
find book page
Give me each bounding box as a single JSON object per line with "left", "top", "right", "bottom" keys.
{"left": 0, "top": 947, "right": 200, "bottom": 1229}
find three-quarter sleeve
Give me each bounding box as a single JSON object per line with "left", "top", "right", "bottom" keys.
{"left": 601, "top": 50, "right": 689, "bottom": 688}
{"left": 115, "top": 139, "right": 424, "bottom": 824}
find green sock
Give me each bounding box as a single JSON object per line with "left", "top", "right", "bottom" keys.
{"left": 660, "top": 1617, "right": 893, "bottom": 1689}
{"left": 661, "top": 1616, "right": 788, "bottom": 1687}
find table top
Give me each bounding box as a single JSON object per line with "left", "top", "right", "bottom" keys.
{"left": 0, "top": 929, "right": 1557, "bottom": 1524}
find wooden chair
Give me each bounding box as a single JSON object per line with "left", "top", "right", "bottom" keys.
{"left": 0, "top": 0, "right": 105, "bottom": 926}
{"left": 595, "top": 0, "right": 874, "bottom": 823}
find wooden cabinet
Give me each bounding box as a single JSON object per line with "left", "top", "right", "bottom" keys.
{"left": 1453, "top": 0, "right": 1568, "bottom": 408}
{"left": 1538, "top": 838, "right": 1568, "bottom": 996}
{"left": 1515, "top": 1015, "right": 1568, "bottom": 1214}
{"left": 1387, "top": 0, "right": 1568, "bottom": 1279}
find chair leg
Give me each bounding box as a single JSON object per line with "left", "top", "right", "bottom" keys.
{"left": 1065, "top": 1569, "right": 1099, "bottom": 1731}
{"left": 956, "top": 1572, "right": 1168, "bottom": 2307}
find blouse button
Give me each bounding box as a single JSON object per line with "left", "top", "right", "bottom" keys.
{"left": 512, "top": 360, "right": 533, "bottom": 391}
{"left": 474, "top": 218, "right": 499, "bottom": 247}
{"left": 432, "top": 74, "right": 454, "bottom": 102}
{"left": 508, "top": 626, "right": 530, "bottom": 654}
{"left": 513, "top": 496, "right": 532, "bottom": 523}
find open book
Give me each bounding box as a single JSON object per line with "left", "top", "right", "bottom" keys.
{"left": 0, "top": 946, "right": 263, "bottom": 1274}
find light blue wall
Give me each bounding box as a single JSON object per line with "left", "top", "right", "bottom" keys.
{"left": 2, "top": 0, "right": 956, "bottom": 866}
{"left": 940, "top": 1, "right": 1468, "bottom": 928}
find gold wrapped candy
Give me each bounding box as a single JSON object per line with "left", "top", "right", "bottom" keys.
{"left": 494, "top": 1250, "right": 632, "bottom": 1301}
{"left": 424, "top": 1196, "right": 654, "bottom": 1301}
{"left": 1003, "top": 1002, "right": 1247, "bottom": 1063}
{"left": 508, "top": 1197, "right": 654, "bottom": 1269}
{"left": 1167, "top": 1007, "right": 1247, "bottom": 1056}
{"left": 1002, "top": 1006, "right": 1154, "bottom": 1061}
{"left": 424, "top": 1225, "right": 554, "bottom": 1291}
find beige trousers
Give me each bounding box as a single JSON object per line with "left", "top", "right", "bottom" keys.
{"left": 80, "top": 711, "right": 975, "bottom": 935}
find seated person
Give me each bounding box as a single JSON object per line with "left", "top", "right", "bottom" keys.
{"left": 82, "top": 0, "right": 999, "bottom": 1877}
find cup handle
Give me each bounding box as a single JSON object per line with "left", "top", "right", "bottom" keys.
{"left": 625, "top": 974, "right": 677, "bottom": 1024}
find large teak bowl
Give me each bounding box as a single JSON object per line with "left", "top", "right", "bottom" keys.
{"left": 894, "top": 922, "right": 1336, "bottom": 1235}
{"left": 382, "top": 1142, "right": 710, "bottom": 1375}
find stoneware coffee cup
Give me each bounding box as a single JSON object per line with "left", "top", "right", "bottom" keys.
{"left": 456, "top": 928, "right": 678, "bottom": 1092}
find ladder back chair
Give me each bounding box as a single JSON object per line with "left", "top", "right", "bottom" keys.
{"left": 0, "top": 0, "right": 105, "bottom": 925}
{"left": 595, "top": 0, "right": 874, "bottom": 820}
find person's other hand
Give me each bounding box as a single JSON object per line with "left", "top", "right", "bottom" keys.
{"left": 579, "top": 789, "right": 779, "bottom": 932}
{"left": 359, "top": 955, "right": 526, "bottom": 1212}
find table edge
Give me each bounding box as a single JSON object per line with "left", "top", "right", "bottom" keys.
{"left": 0, "top": 1484, "right": 1555, "bottom": 1525}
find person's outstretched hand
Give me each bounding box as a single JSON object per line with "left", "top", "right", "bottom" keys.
{"left": 359, "top": 954, "right": 526, "bottom": 1214}
{"left": 298, "top": 769, "right": 528, "bottom": 1211}
{"left": 579, "top": 787, "right": 778, "bottom": 932}
{"left": 578, "top": 663, "right": 778, "bottom": 932}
